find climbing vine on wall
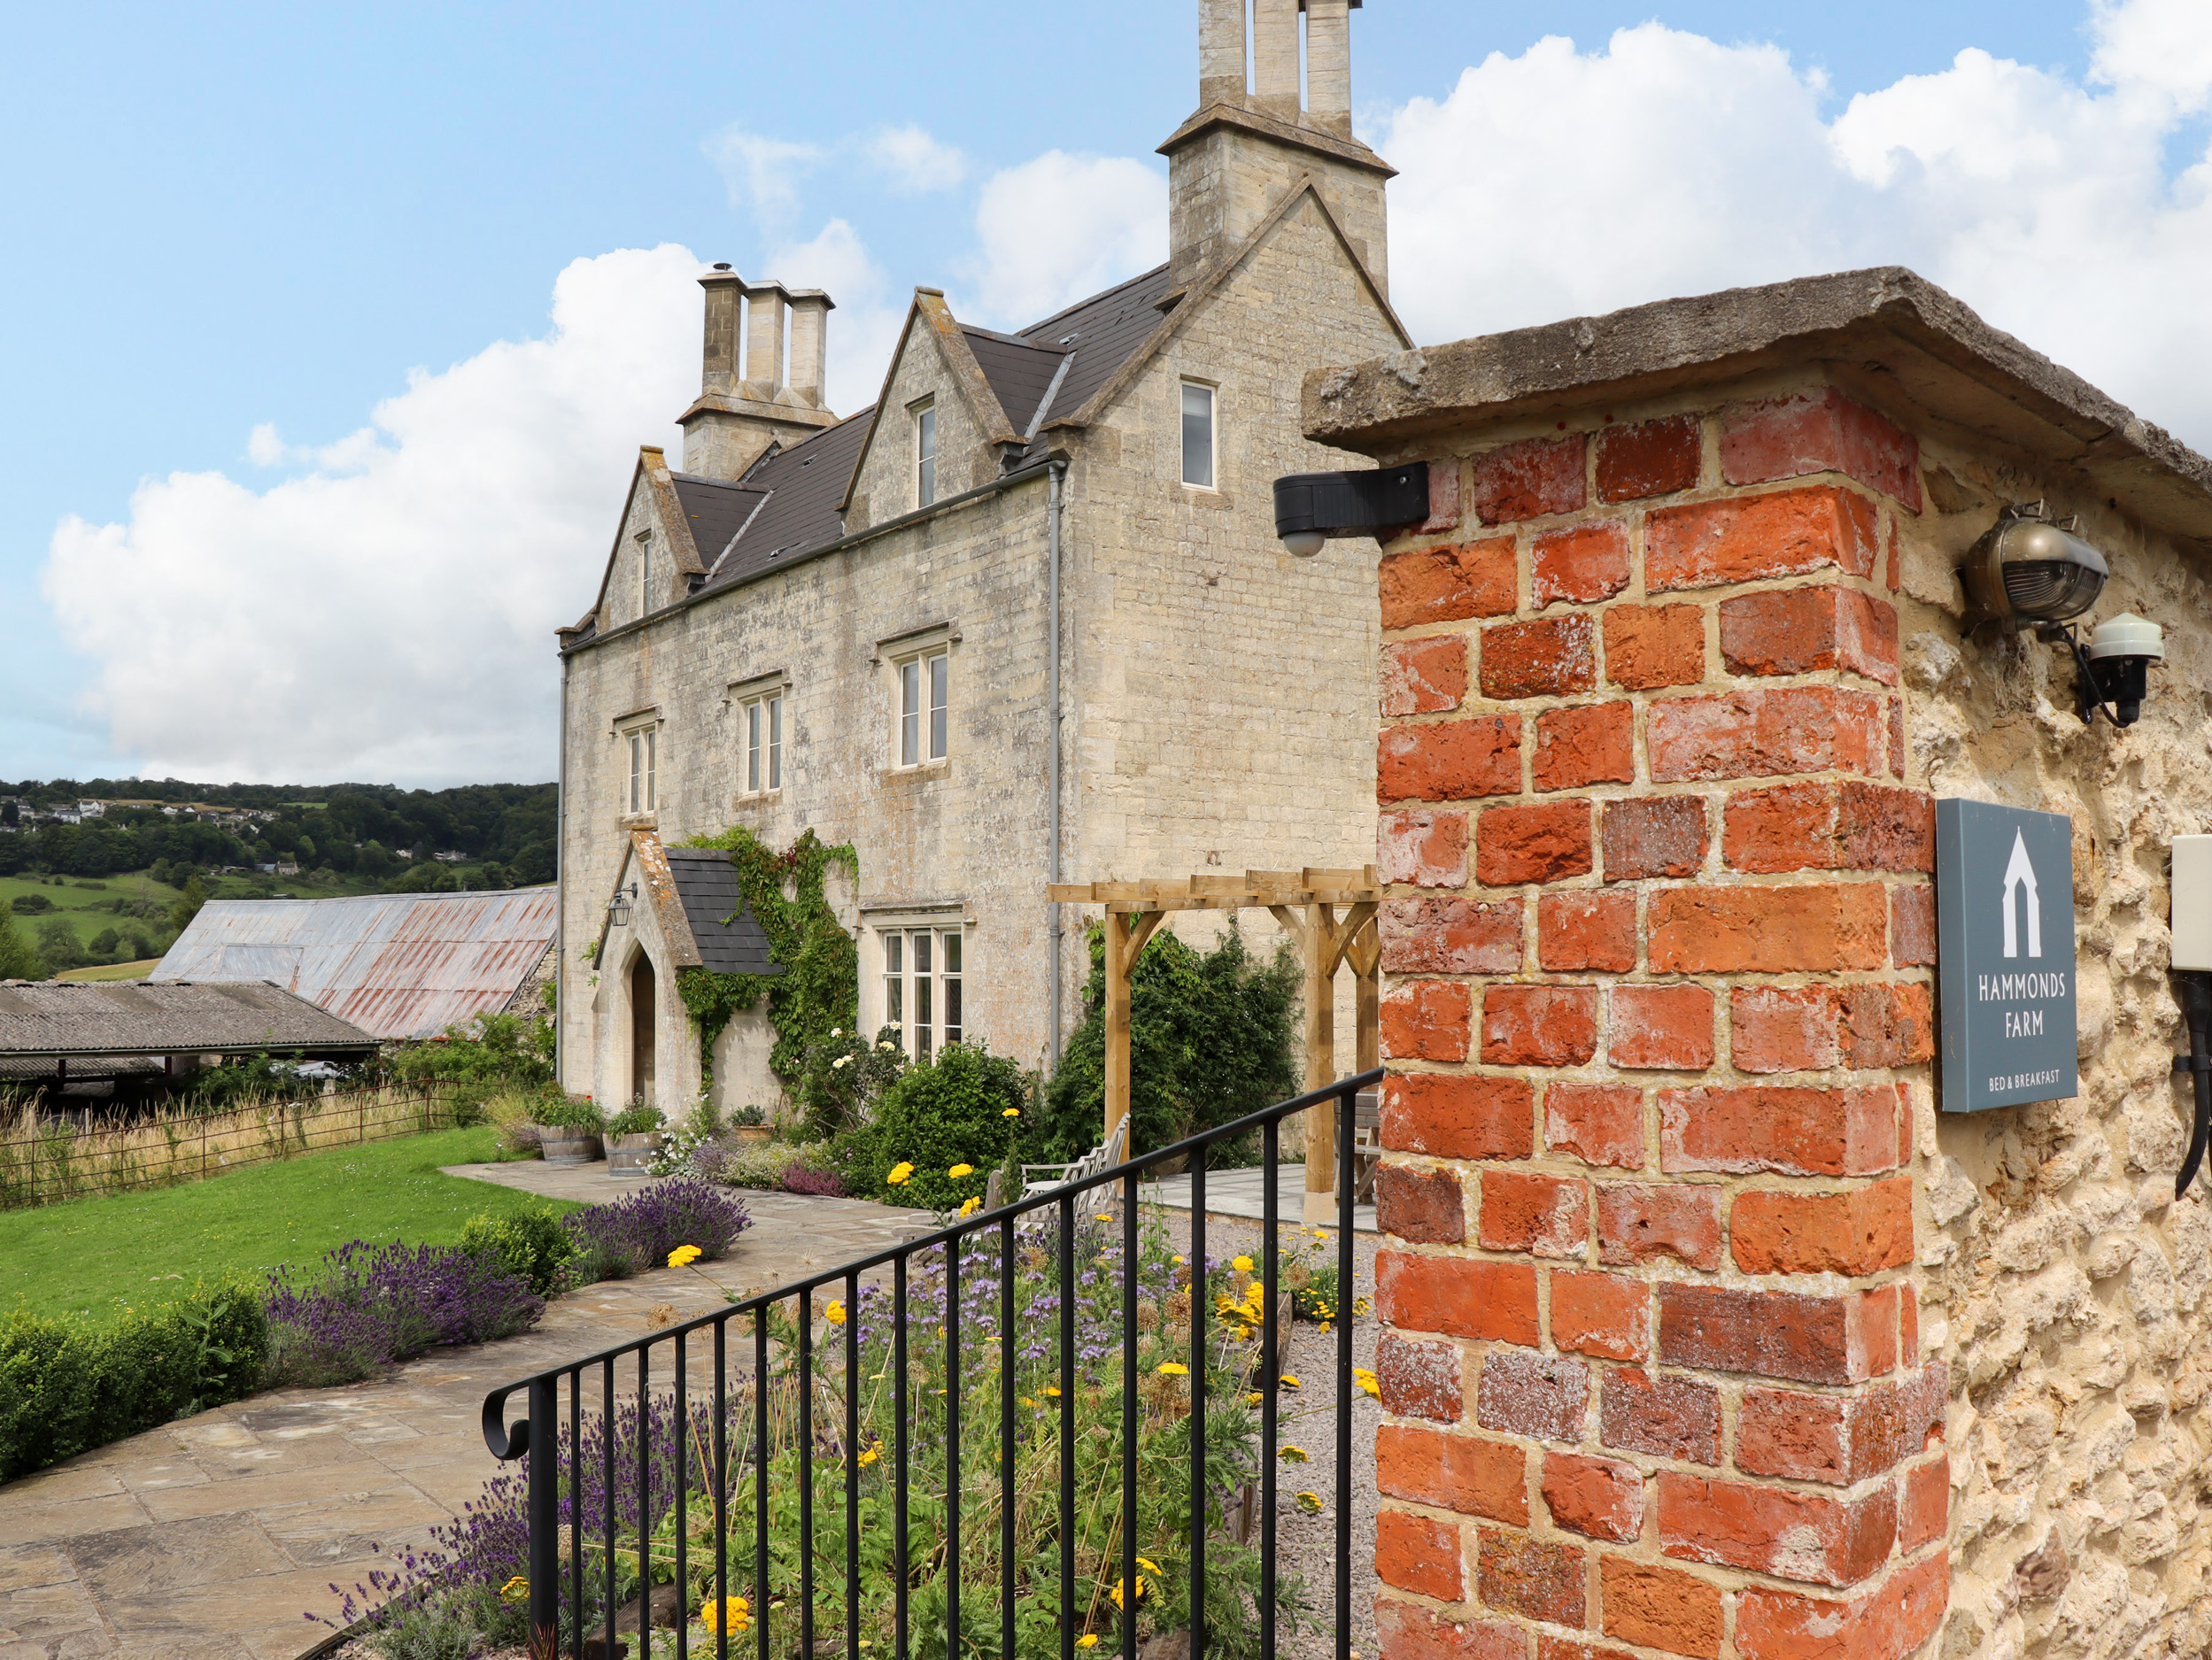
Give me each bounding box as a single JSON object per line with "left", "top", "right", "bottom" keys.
{"left": 674, "top": 827, "right": 859, "bottom": 1087}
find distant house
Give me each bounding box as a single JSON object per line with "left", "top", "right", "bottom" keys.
{"left": 153, "top": 886, "right": 559, "bottom": 1040}
{"left": 76, "top": 800, "right": 104, "bottom": 818}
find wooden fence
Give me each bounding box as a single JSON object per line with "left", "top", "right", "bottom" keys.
{"left": 0, "top": 1083, "right": 464, "bottom": 1210}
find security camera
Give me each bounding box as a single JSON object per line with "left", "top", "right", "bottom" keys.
{"left": 1272, "top": 464, "right": 1429, "bottom": 557}
{"left": 1958, "top": 502, "right": 2109, "bottom": 632}
{"left": 2083, "top": 613, "right": 2164, "bottom": 727}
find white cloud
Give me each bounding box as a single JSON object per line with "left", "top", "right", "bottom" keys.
{"left": 759, "top": 218, "right": 907, "bottom": 414}
{"left": 962, "top": 151, "right": 1167, "bottom": 328}
{"left": 704, "top": 127, "right": 824, "bottom": 229}
{"left": 1377, "top": 1, "right": 2212, "bottom": 451}
{"left": 245, "top": 422, "right": 287, "bottom": 467}
{"left": 43, "top": 245, "right": 707, "bottom": 785}
{"left": 863, "top": 124, "right": 967, "bottom": 194}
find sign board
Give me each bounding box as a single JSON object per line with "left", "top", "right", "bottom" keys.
{"left": 1936, "top": 799, "right": 2077, "bottom": 1112}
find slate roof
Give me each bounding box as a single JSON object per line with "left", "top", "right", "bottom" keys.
{"left": 0, "top": 981, "right": 379, "bottom": 1060}
{"left": 152, "top": 888, "right": 558, "bottom": 1041}
{"left": 601, "top": 261, "right": 1179, "bottom": 622}
{"left": 662, "top": 850, "right": 784, "bottom": 976}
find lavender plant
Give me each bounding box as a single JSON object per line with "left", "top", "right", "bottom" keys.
{"left": 560, "top": 1175, "right": 750, "bottom": 1279}
{"left": 262, "top": 1241, "right": 545, "bottom": 1388}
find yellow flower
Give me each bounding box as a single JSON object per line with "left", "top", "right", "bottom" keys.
{"left": 667, "top": 1244, "right": 702, "bottom": 1268}
{"left": 1172, "top": 1255, "right": 1184, "bottom": 1265}
{"left": 959, "top": 1196, "right": 982, "bottom": 1217}
{"left": 1094, "top": 1213, "right": 1115, "bottom": 1223}
{"left": 947, "top": 1162, "right": 975, "bottom": 1179}
{"left": 1247, "top": 1392, "right": 1264, "bottom": 1407}
{"left": 1002, "top": 1108, "right": 1022, "bottom": 1117}
{"left": 1280, "top": 1374, "right": 1302, "bottom": 1389}
{"left": 1318, "top": 1321, "right": 1333, "bottom": 1335}
{"left": 1231, "top": 1255, "right": 1255, "bottom": 1273}
{"left": 1137, "top": 1557, "right": 1162, "bottom": 1575}
{"left": 1354, "top": 1367, "right": 1381, "bottom": 1399}
{"left": 1295, "top": 1491, "right": 1323, "bottom": 1516}
{"left": 1280, "top": 1445, "right": 1310, "bottom": 1463}
{"left": 886, "top": 1162, "right": 915, "bottom": 1185}
{"left": 498, "top": 1575, "right": 529, "bottom": 1604}
{"left": 1354, "top": 1296, "right": 1373, "bottom": 1316}
{"left": 1044, "top": 1385, "right": 1063, "bottom": 1396}
{"left": 701, "top": 1594, "right": 751, "bottom": 1634}
{"left": 1156, "top": 1362, "right": 1189, "bottom": 1377}
{"left": 855, "top": 1441, "right": 882, "bottom": 1468}
{"left": 1077, "top": 1637, "right": 1100, "bottom": 1650}
{"left": 824, "top": 1301, "right": 847, "bottom": 1325}
{"left": 1110, "top": 1575, "right": 1147, "bottom": 1610}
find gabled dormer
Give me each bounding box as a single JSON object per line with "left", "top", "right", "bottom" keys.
{"left": 838, "top": 290, "right": 1064, "bottom": 533}
{"left": 563, "top": 446, "right": 714, "bottom": 642}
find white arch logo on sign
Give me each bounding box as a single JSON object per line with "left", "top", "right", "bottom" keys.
{"left": 2001, "top": 829, "right": 2042, "bottom": 960}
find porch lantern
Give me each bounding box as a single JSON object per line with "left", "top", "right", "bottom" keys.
{"left": 607, "top": 884, "right": 638, "bottom": 928}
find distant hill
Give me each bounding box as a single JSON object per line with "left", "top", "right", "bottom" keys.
{"left": 0, "top": 778, "right": 556, "bottom": 891}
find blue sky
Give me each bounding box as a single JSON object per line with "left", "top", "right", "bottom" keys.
{"left": 4, "top": 0, "right": 2183, "bottom": 786}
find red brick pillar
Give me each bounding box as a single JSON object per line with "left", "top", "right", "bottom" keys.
{"left": 1371, "top": 392, "right": 1948, "bottom": 1660}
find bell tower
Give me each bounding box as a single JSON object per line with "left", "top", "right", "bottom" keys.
{"left": 1161, "top": 0, "right": 1394, "bottom": 291}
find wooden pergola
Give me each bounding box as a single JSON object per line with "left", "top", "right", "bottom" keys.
{"left": 1048, "top": 867, "right": 1380, "bottom": 1221}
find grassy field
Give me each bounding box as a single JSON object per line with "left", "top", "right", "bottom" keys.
{"left": 1, "top": 871, "right": 180, "bottom": 953}
{"left": 0, "top": 1126, "right": 578, "bottom": 1324}
{"left": 54, "top": 958, "right": 163, "bottom": 982}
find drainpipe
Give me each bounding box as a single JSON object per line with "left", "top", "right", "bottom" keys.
{"left": 555, "top": 649, "right": 568, "bottom": 1091}
{"left": 1048, "top": 458, "right": 1066, "bottom": 1071}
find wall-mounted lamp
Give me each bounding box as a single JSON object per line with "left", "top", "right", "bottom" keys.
{"left": 1959, "top": 502, "right": 2161, "bottom": 728}
{"left": 1272, "top": 463, "right": 1429, "bottom": 557}
{"left": 607, "top": 884, "right": 638, "bottom": 927}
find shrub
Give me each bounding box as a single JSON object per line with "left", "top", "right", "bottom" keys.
{"left": 263, "top": 1241, "right": 544, "bottom": 1388}
{"left": 459, "top": 1206, "right": 576, "bottom": 1299}
{"left": 842, "top": 1041, "right": 1027, "bottom": 1209}
{"left": 530, "top": 1093, "right": 607, "bottom": 1133}
{"left": 781, "top": 1163, "right": 847, "bottom": 1198}
{"left": 0, "top": 1279, "right": 267, "bottom": 1480}
{"left": 10, "top": 892, "right": 52, "bottom": 914}
{"left": 561, "top": 1177, "right": 751, "bottom": 1278}
{"left": 687, "top": 1134, "right": 831, "bottom": 1191}
{"left": 0, "top": 910, "right": 48, "bottom": 981}
{"left": 796, "top": 1024, "right": 909, "bottom": 1139}
{"left": 605, "top": 1102, "right": 666, "bottom": 1138}
{"left": 1033, "top": 923, "right": 1297, "bottom": 1166}
{"left": 386, "top": 1011, "right": 554, "bottom": 1093}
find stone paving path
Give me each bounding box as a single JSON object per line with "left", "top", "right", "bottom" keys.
{"left": 0, "top": 1169, "right": 936, "bottom": 1660}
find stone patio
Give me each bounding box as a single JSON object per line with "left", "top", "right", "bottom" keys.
{"left": 0, "top": 1176, "right": 936, "bottom": 1660}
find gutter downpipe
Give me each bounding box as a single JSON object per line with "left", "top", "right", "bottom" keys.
{"left": 554, "top": 649, "right": 568, "bottom": 1091}
{"left": 1048, "top": 458, "right": 1066, "bottom": 1072}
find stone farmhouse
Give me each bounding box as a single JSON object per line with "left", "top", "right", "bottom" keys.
{"left": 555, "top": 0, "right": 1417, "bottom": 1114}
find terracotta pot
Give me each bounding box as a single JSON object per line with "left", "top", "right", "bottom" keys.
{"left": 538, "top": 1129, "right": 604, "bottom": 1166}
{"left": 607, "top": 1131, "right": 665, "bottom": 1177}
{"left": 730, "top": 1124, "right": 772, "bottom": 1145}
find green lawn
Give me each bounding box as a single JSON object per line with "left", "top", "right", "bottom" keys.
{"left": 55, "top": 958, "right": 163, "bottom": 982}
{"left": 1, "top": 871, "right": 181, "bottom": 953}
{"left": 0, "top": 1127, "right": 580, "bottom": 1324}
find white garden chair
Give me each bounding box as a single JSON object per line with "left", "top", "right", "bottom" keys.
{"left": 1017, "top": 1110, "right": 1130, "bottom": 1201}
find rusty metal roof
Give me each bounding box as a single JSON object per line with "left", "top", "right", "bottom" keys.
{"left": 151, "top": 887, "right": 558, "bottom": 1041}
{"left": 0, "top": 980, "right": 378, "bottom": 1060}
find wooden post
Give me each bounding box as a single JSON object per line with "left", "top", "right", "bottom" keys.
{"left": 1302, "top": 901, "right": 1338, "bottom": 1224}
{"left": 1101, "top": 907, "right": 1165, "bottom": 1157}
{"left": 1348, "top": 914, "right": 1381, "bottom": 1074}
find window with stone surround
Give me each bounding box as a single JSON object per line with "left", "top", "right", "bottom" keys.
{"left": 913, "top": 398, "right": 937, "bottom": 508}
{"left": 740, "top": 691, "right": 783, "bottom": 794}
{"left": 895, "top": 648, "right": 948, "bottom": 768}
{"left": 880, "top": 924, "right": 963, "bottom": 1060}
{"left": 1180, "top": 380, "right": 1216, "bottom": 489}
{"left": 622, "top": 722, "right": 658, "bottom": 815}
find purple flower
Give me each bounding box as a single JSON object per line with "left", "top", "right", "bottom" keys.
{"left": 265, "top": 1240, "right": 544, "bottom": 1388}
{"left": 563, "top": 1177, "right": 752, "bottom": 1276}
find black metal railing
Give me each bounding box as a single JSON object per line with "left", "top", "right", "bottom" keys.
{"left": 482, "top": 1067, "right": 1382, "bottom": 1660}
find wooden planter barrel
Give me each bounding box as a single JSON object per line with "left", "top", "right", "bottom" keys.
{"left": 537, "top": 1129, "right": 604, "bottom": 1166}
{"left": 729, "top": 1124, "right": 772, "bottom": 1146}
{"left": 607, "top": 1131, "right": 664, "bottom": 1177}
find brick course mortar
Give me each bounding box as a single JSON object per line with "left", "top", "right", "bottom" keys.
{"left": 1372, "top": 387, "right": 1959, "bottom": 1660}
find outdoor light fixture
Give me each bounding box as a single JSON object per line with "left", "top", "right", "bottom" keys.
{"left": 607, "top": 884, "right": 638, "bottom": 927}
{"left": 1958, "top": 502, "right": 2108, "bottom": 631}
{"left": 1958, "top": 501, "right": 2162, "bottom": 727}
{"left": 1272, "top": 462, "right": 1429, "bottom": 557}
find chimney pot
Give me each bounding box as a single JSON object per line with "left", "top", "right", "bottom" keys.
{"left": 1251, "top": 0, "right": 1300, "bottom": 113}
{"left": 697, "top": 266, "right": 745, "bottom": 398}
{"left": 787, "top": 290, "right": 834, "bottom": 411}
{"left": 744, "top": 281, "right": 791, "bottom": 398}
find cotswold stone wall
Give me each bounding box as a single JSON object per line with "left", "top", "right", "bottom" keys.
{"left": 1894, "top": 421, "right": 2212, "bottom": 1660}
{"left": 1360, "top": 375, "right": 2212, "bottom": 1660}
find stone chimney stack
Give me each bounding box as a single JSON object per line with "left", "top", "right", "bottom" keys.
{"left": 1306, "top": 0, "right": 1353, "bottom": 137}
{"left": 1161, "top": 0, "right": 1393, "bottom": 291}
{"left": 700, "top": 265, "right": 744, "bottom": 398}
{"left": 742, "top": 281, "right": 790, "bottom": 402}
{"left": 1197, "top": 0, "right": 1244, "bottom": 105}
{"left": 676, "top": 269, "right": 838, "bottom": 482}
{"left": 1251, "top": 0, "right": 1300, "bottom": 114}
{"left": 787, "top": 290, "right": 833, "bottom": 409}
